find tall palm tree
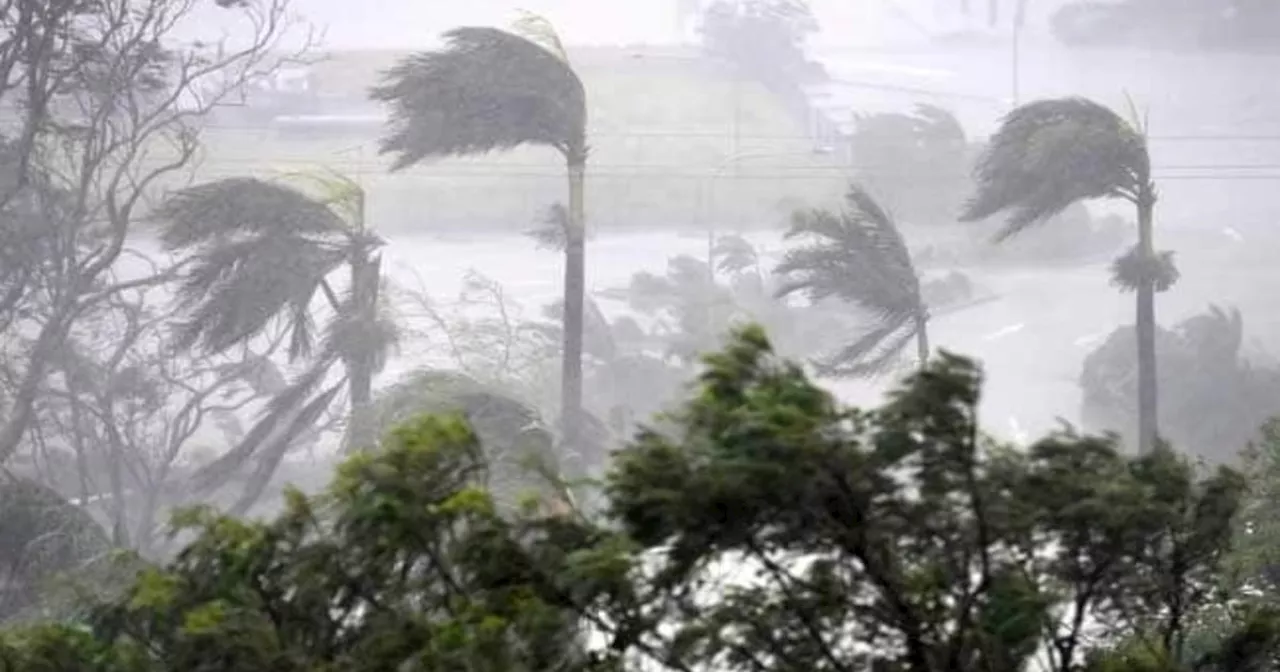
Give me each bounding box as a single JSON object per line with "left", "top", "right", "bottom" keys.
{"left": 961, "top": 97, "right": 1175, "bottom": 454}
{"left": 154, "top": 172, "right": 397, "bottom": 509}
{"left": 775, "top": 184, "right": 929, "bottom": 377}
{"left": 370, "top": 16, "right": 590, "bottom": 448}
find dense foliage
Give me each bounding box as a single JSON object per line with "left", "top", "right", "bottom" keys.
{"left": 1, "top": 328, "right": 1274, "bottom": 670}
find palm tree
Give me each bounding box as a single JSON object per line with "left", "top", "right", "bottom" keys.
{"left": 960, "top": 97, "right": 1175, "bottom": 454}
{"left": 154, "top": 172, "right": 397, "bottom": 510}
{"left": 775, "top": 184, "right": 930, "bottom": 377}
{"left": 370, "top": 16, "right": 590, "bottom": 448}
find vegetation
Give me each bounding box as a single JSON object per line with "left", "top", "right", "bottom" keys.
{"left": 846, "top": 104, "right": 975, "bottom": 228}
{"left": 371, "top": 18, "right": 592, "bottom": 451}
{"left": 0, "top": 0, "right": 1274, "bottom": 664}
{"left": 963, "top": 97, "right": 1173, "bottom": 454}
{"left": 1080, "top": 305, "right": 1280, "bottom": 466}
{"left": 777, "top": 184, "right": 931, "bottom": 376}
{"left": 699, "top": 0, "right": 825, "bottom": 126}
{"left": 0, "top": 328, "right": 1276, "bottom": 669}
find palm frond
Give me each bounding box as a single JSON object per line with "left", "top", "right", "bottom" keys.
{"left": 186, "top": 356, "right": 341, "bottom": 497}
{"left": 155, "top": 177, "right": 348, "bottom": 249}
{"left": 371, "top": 26, "right": 588, "bottom": 169}
{"left": 276, "top": 169, "right": 366, "bottom": 228}
{"left": 775, "top": 184, "right": 922, "bottom": 322}
{"left": 169, "top": 235, "right": 347, "bottom": 357}
{"left": 321, "top": 272, "right": 401, "bottom": 375}
{"left": 712, "top": 234, "right": 759, "bottom": 275}
{"left": 510, "top": 10, "right": 571, "bottom": 64}
{"left": 960, "top": 97, "right": 1149, "bottom": 240}
{"left": 813, "top": 314, "right": 919, "bottom": 378}
{"left": 227, "top": 382, "right": 344, "bottom": 516}
{"left": 776, "top": 184, "right": 927, "bottom": 379}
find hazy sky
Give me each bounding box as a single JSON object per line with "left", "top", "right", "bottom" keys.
{"left": 189, "top": 0, "right": 1068, "bottom": 51}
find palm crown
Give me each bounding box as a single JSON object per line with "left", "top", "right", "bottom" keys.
{"left": 776, "top": 184, "right": 926, "bottom": 376}
{"left": 155, "top": 177, "right": 388, "bottom": 363}
{"left": 370, "top": 26, "right": 588, "bottom": 167}
{"left": 961, "top": 97, "right": 1150, "bottom": 240}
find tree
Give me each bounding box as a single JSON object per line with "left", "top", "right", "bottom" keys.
{"left": 1080, "top": 305, "right": 1280, "bottom": 466}
{"left": 25, "top": 274, "right": 296, "bottom": 552}
{"left": 699, "top": 0, "right": 825, "bottom": 126}
{"left": 370, "top": 17, "right": 591, "bottom": 451}
{"left": 350, "top": 369, "right": 570, "bottom": 513}
{"left": 153, "top": 173, "right": 398, "bottom": 512}
{"left": 961, "top": 97, "right": 1175, "bottom": 454}
{"left": 847, "top": 104, "right": 974, "bottom": 228}
{"left": 0, "top": 0, "right": 303, "bottom": 466}
{"left": 776, "top": 183, "right": 931, "bottom": 376}
{"left": 0, "top": 327, "right": 1266, "bottom": 670}
{"left": 604, "top": 326, "right": 1252, "bottom": 672}
{"left": 0, "top": 416, "right": 601, "bottom": 671}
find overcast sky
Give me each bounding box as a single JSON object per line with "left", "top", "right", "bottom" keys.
{"left": 183, "top": 0, "right": 1071, "bottom": 52}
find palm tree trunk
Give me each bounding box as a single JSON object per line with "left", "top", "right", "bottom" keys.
{"left": 1136, "top": 189, "right": 1159, "bottom": 454}
{"left": 345, "top": 252, "right": 379, "bottom": 453}
{"left": 915, "top": 314, "right": 930, "bottom": 368}
{"left": 560, "top": 158, "right": 587, "bottom": 450}
{"left": 344, "top": 190, "right": 379, "bottom": 453}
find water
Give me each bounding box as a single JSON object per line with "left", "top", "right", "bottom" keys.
{"left": 355, "top": 224, "right": 1269, "bottom": 444}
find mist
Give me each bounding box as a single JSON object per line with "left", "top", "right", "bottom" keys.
{"left": 2, "top": 0, "right": 1280, "bottom": 662}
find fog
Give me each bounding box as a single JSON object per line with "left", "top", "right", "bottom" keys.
{"left": 3, "top": 0, "right": 1280, "bottom": 631}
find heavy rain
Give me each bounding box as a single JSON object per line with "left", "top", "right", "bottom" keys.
{"left": 1, "top": 0, "right": 1279, "bottom": 668}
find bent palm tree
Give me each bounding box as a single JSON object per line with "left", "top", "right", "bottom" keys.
{"left": 371, "top": 17, "right": 590, "bottom": 448}
{"left": 154, "top": 173, "right": 397, "bottom": 511}
{"left": 961, "top": 97, "right": 1174, "bottom": 454}
{"left": 776, "top": 184, "right": 929, "bottom": 377}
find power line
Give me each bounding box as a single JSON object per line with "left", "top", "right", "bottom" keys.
{"left": 196, "top": 124, "right": 1280, "bottom": 143}
{"left": 153, "top": 154, "right": 1280, "bottom": 176}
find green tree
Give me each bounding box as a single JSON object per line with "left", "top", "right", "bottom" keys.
{"left": 776, "top": 183, "right": 930, "bottom": 375}
{"left": 962, "top": 97, "right": 1176, "bottom": 454}
{"left": 351, "top": 369, "right": 572, "bottom": 512}
{"left": 0, "top": 328, "right": 1266, "bottom": 671}
{"left": 371, "top": 17, "right": 590, "bottom": 450}
{"left": 0, "top": 416, "right": 605, "bottom": 671}
{"left": 604, "top": 326, "right": 1251, "bottom": 672}
{"left": 154, "top": 173, "right": 398, "bottom": 512}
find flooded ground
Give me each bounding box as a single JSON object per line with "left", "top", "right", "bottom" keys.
{"left": 364, "top": 221, "right": 1278, "bottom": 444}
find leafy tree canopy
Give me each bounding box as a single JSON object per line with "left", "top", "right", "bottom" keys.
{"left": 0, "top": 327, "right": 1275, "bottom": 670}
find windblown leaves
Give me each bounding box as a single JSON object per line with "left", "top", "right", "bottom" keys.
{"left": 776, "top": 184, "right": 925, "bottom": 376}
{"left": 154, "top": 178, "right": 363, "bottom": 359}
{"left": 371, "top": 26, "right": 588, "bottom": 168}
{"left": 961, "top": 97, "right": 1150, "bottom": 240}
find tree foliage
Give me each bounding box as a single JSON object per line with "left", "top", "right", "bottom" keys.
{"left": 0, "top": 328, "right": 1272, "bottom": 670}
{"left": 962, "top": 97, "right": 1150, "bottom": 240}
{"left": 371, "top": 26, "right": 588, "bottom": 168}
{"left": 776, "top": 184, "right": 928, "bottom": 376}
{"left": 847, "top": 104, "right": 974, "bottom": 228}
{"left": 1080, "top": 305, "right": 1280, "bottom": 465}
